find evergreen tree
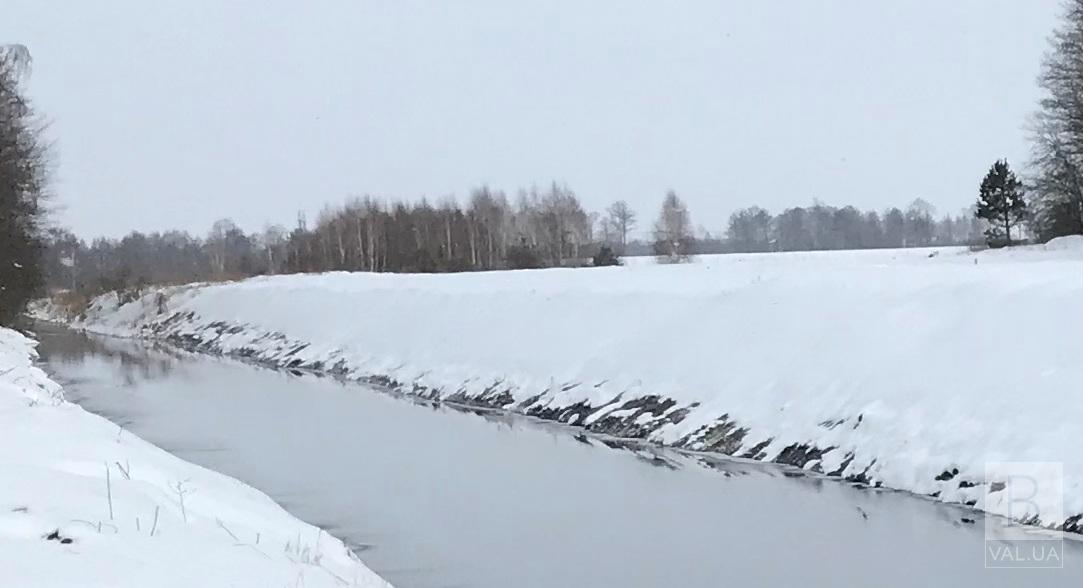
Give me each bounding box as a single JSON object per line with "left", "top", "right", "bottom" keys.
{"left": 591, "top": 245, "right": 621, "bottom": 267}
{"left": 0, "top": 46, "right": 48, "bottom": 324}
{"left": 975, "top": 159, "right": 1027, "bottom": 246}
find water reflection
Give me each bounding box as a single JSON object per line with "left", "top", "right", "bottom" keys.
{"left": 34, "top": 323, "right": 180, "bottom": 387}
{"left": 28, "top": 328, "right": 865, "bottom": 487}
{"left": 35, "top": 322, "right": 769, "bottom": 482}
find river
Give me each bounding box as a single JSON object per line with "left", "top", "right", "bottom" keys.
{"left": 32, "top": 324, "right": 1083, "bottom": 587}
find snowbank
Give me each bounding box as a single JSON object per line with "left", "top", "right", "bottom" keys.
{"left": 1042, "top": 234, "right": 1083, "bottom": 251}
{"left": 32, "top": 244, "right": 1083, "bottom": 530}
{"left": 0, "top": 327, "right": 390, "bottom": 587}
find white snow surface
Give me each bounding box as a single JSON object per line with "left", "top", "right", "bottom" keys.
{"left": 33, "top": 242, "right": 1083, "bottom": 527}
{"left": 0, "top": 327, "right": 390, "bottom": 588}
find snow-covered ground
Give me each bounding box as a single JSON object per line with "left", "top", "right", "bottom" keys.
{"left": 0, "top": 327, "right": 390, "bottom": 587}
{"left": 32, "top": 237, "right": 1083, "bottom": 530}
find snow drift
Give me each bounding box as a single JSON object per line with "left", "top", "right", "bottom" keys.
{"left": 0, "top": 327, "right": 390, "bottom": 587}
{"left": 33, "top": 240, "right": 1083, "bottom": 530}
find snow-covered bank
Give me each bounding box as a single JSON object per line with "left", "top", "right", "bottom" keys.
{"left": 0, "top": 327, "right": 390, "bottom": 587}
{"left": 33, "top": 239, "right": 1083, "bottom": 530}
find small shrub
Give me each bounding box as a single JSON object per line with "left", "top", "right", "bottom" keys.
{"left": 53, "top": 290, "right": 89, "bottom": 319}
{"left": 117, "top": 287, "right": 143, "bottom": 305}
{"left": 652, "top": 237, "right": 696, "bottom": 263}
{"left": 506, "top": 244, "right": 543, "bottom": 269}
{"left": 592, "top": 245, "right": 621, "bottom": 267}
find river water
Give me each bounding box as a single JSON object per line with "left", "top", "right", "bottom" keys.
{"left": 32, "top": 324, "right": 1083, "bottom": 587}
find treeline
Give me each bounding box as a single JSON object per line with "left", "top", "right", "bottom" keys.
{"left": 44, "top": 189, "right": 987, "bottom": 296}
{"left": 713, "top": 199, "right": 984, "bottom": 254}
{"left": 44, "top": 182, "right": 612, "bottom": 293}
{"left": 287, "top": 184, "right": 595, "bottom": 274}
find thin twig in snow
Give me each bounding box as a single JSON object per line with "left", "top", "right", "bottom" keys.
{"left": 105, "top": 462, "right": 113, "bottom": 520}
{"left": 150, "top": 506, "right": 160, "bottom": 536}
{"left": 232, "top": 542, "right": 272, "bottom": 560}
{"left": 216, "top": 518, "right": 239, "bottom": 541}
{"left": 171, "top": 479, "right": 193, "bottom": 523}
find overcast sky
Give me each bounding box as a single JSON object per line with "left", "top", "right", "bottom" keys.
{"left": 3, "top": 0, "right": 1065, "bottom": 238}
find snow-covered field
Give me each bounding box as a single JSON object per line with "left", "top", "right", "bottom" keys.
{"left": 0, "top": 327, "right": 390, "bottom": 587}
{"left": 33, "top": 238, "right": 1083, "bottom": 530}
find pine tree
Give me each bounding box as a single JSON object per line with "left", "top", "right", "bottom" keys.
{"left": 0, "top": 45, "right": 48, "bottom": 324}
{"left": 975, "top": 159, "right": 1027, "bottom": 247}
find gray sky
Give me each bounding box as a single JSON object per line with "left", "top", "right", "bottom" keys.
{"left": 4, "top": 0, "right": 1064, "bottom": 238}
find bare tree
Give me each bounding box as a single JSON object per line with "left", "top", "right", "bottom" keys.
{"left": 652, "top": 191, "right": 693, "bottom": 263}
{"left": 204, "top": 219, "right": 255, "bottom": 277}
{"left": 205, "top": 219, "right": 234, "bottom": 276}
{"left": 605, "top": 200, "right": 637, "bottom": 253}
{"left": 467, "top": 186, "right": 509, "bottom": 269}
{"left": 532, "top": 182, "right": 589, "bottom": 266}
{"left": 1030, "top": 0, "right": 1083, "bottom": 240}
{"left": 904, "top": 199, "right": 936, "bottom": 247}
{"left": 258, "top": 225, "right": 289, "bottom": 274}
{"left": 1031, "top": 114, "right": 1083, "bottom": 239}
{"left": 727, "top": 206, "right": 772, "bottom": 252}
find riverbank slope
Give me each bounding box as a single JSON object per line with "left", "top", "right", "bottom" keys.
{"left": 33, "top": 239, "right": 1083, "bottom": 530}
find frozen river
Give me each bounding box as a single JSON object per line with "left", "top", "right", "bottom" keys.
{"left": 33, "top": 324, "right": 1083, "bottom": 587}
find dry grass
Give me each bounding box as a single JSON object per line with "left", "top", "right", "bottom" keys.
{"left": 52, "top": 290, "right": 89, "bottom": 319}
